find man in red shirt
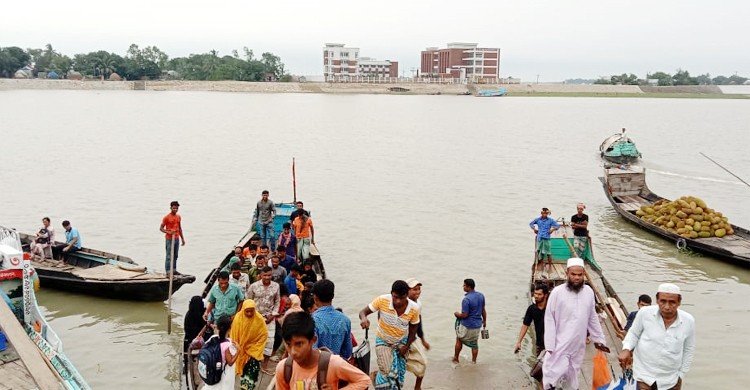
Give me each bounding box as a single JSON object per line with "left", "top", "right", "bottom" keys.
{"left": 159, "top": 201, "right": 185, "bottom": 274}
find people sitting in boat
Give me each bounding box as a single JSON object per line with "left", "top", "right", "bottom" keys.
{"left": 529, "top": 208, "right": 559, "bottom": 273}
{"left": 30, "top": 217, "right": 55, "bottom": 259}
{"left": 288, "top": 200, "right": 310, "bottom": 222}
{"left": 204, "top": 271, "right": 244, "bottom": 323}
{"left": 270, "top": 254, "right": 288, "bottom": 285}
{"left": 229, "top": 262, "right": 251, "bottom": 298}
{"left": 514, "top": 283, "right": 549, "bottom": 355}
{"left": 61, "top": 220, "right": 82, "bottom": 253}
{"left": 277, "top": 223, "right": 297, "bottom": 261}
{"left": 275, "top": 245, "right": 295, "bottom": 273}
{"left": 241, "top": 244, "right": 258, "bottom": 273}
{"left": 248, "top": 255, "right": 268, "bottom": 283}
{"left": 570, "top": 203, "right": 589, "bottom": 257}
{"left": 300, "top": 261, "right": 317, "bottom": 285}
{"left": 284, "top": 265, "right": 304, "bottom": 295}
{"left": 222, "top": 255, "right": 241, "bottom": 273}
{"left": 624, "top": 294, "right": 652, "bottom": 332}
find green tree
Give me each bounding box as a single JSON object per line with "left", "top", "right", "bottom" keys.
{"left": 695, "top": 73, "right": 711, "bottom": 85}
{"left": 672, "top": 69, "right": 697, "bottom": 85}
{"left": 0, "top": 46, "right": 31, "bottom": 77}
{"left": 727, "top": 74, "right": 748, "bottom": 85}
{"left": 647, "top": 71, "right": 672, "bottom": 86}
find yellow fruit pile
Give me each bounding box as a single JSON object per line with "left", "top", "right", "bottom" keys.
{"left": 635, "top": 196, "right": 734, "bottom": 239}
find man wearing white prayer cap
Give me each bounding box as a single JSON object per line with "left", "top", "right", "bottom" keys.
{"left": 542, "top": 257, "right": 608, "bottom": 389}
{"left": 619, "top": 283, "right": 695, "bottom": 390}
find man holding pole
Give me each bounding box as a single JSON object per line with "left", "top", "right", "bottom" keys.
{"left": 160, "top": 201, "right": 185, "bottom": 274}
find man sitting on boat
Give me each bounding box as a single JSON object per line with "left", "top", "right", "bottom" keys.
{"left": 61, "top": 220, "right": 82, "bottom": 253}
{"left": 530, "top": 208, "right": 560, "bottom": 274}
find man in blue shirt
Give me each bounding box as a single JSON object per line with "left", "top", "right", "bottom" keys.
{"left": 311, "top": 279, "right": 352, "bottom": 359}
{"left": 529, "top": 207, "right": 560, "bottom": 272}
{"left": 61, "top": 220, "right": 82, "bottom": 253}
{"left": 453, "top": 278, "right": 486, "bottom": 364}
{"left": 284, "top": 265, "right": 302, "bottom": 295}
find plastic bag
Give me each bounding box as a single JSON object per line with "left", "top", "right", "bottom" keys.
{"left": 592, "top": 350, "right": 612, "bottom": 390}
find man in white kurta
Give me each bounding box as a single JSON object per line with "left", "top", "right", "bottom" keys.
{"left": 543, "top": 258, "right": 607, "bottom": 389}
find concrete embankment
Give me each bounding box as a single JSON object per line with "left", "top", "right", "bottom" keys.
{"left": 2, "top": 79, "right": 748, "bottom": 98}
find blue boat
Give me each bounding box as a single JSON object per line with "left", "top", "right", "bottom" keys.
{"left": 476, "top": 87, "right": 507, "bottom": 97}
{"left": 0, "top": 227, "right": 90, "bottom": 390}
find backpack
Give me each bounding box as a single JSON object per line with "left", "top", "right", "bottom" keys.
{"left": 283, "top": 347, "right": 332, "bottom": 387}
{"left": 198, "top": 336, "right": 224, "bottom": 385}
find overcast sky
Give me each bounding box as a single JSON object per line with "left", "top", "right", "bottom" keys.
{"left": 2, "top": 0, "right": 748, "bottom": 82}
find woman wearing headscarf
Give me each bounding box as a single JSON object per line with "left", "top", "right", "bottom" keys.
{"left": 229, "top": 299, "right": 268, "bottom": 390}
{"left": 184, "top": 296, "right": 207, "bottom": 369}
{"left": 281, "top": 294, "right": 303, "bottom": 325}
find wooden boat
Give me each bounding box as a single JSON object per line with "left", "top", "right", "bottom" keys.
{"left": 528, "top": 225, "right": 629, "bottom": 389}
{"left": 476, "top": 87, "right": 507, "bottom": 97}
{"left": 599, "top": 128, "right": 642, "bottom": 164}
{"left": 185, "top": 202, "right": 327, "bottom": 390}
{"left": 14, "top": 230, "right": 195, "bottom": 301}
{"left": 0, "top": 227, "right": 90, "bottom": 390}
{"left": 600, "top": 165, "right": 750, "bottom": 266}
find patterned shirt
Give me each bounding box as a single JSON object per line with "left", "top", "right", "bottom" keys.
{"left": 312, "top": 305, "right": 353, "bottom": 359}
{"left": 229, "top": 273, "right": 251, "bottom": 298}
{"left": 529, "top": 216, "right": 560, "bottom": 240}
{"left": 247, "top": 280, "right": 280, "bottom": 316}
{"left": 368, "top": 294, "right": 420, "bottom": 345}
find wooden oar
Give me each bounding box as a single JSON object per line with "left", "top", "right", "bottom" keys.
{"left": 167, "top": 233, "right": 176, "bottom": 334}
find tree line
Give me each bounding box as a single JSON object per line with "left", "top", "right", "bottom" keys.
{"left": 0, "top": 44, "right": 291, "bottom": 81}
{"left": 587, "top": 69, "right": 748, "bottom": 86}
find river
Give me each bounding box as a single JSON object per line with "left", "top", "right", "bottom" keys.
{"left": 1, "top": 90, "right": 749, "bottom": 389}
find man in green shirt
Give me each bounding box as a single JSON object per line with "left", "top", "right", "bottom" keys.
{"left": 203, "top": 271, "right": 244, "bottom": 322}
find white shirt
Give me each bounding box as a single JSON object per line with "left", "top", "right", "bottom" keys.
{"left": 622, "top": 305, "right": 695, "bottom": 389}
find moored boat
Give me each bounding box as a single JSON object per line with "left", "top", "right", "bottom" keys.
{"left": 528, "top": 225, "right": 629, "bottom": 388}
{"left": 13, "top": 229, "right": 195, "bottom": 301}
{"left": 476, "top": 87, "right": 507, "bottom": 97}
{"left": 0, "top": 227, "right": 90, "bottom": 390}
{"left": 185, "top": 202, "right": 327, "bottom": 390}
{"left": 600, "top": 165, "right": 750, "bottom": 266}
{"left": 599, "top": 128, "right": 642, "bottom": 164}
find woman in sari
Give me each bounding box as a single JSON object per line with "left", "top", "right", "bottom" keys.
{"left": 230, "top": 299, "right": 268, "bottom": 390}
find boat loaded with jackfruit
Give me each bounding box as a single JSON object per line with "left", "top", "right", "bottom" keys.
{"left": 528, "top": 221, "right": 628, "bottom": 389}
{"left": 12, "top": 229, "right": 195, "bottom": 301}
{"left": 600, "top": 165, "right": 750, "bottom": 266}
{"left": 184, "top": 201, "right": 327, "bottom": 390}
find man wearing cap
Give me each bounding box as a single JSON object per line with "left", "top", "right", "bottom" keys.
{"left": 570, "top": 203, "right": 589, "bottom": 258}
{"left": 543, "top": 258, "right": 608, "bottom": 390}
{"left": 406, "top": 278, "right": 429, "bottom": 389}
{"left": 159, "top": 201, "right": 185, "bottom": 274}
{"left": 619, "top": 283, "right": 695, "bottom": 390}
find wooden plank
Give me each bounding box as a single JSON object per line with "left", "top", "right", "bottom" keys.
{"left": 0, "top": 360, "right": 37, "bottom": 390}
{"left": 0, "top": 299, "right": 62, "bottom": 390}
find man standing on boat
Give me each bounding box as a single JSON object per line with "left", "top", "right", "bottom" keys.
{"left": 619, "top": 283, "right": 695, "bottom": 390}
{"left": 570, "top": 203, "right": 589, "bottom": 258}
{"left": 252, "top": 190, "right": 277, "bottom": 251}
{"left": 292, "top": 211, "right": 314, "bottom": 261}
{"left": 543, "top": 257, "right": 608, "bottom": 390}
{"left": 530, "top": 208, "right": 560, "bottom": 274}
{"left": 247, "top": 266, "right": 281, "bottom": 369}
{"left": 515, "top": 283, "right": 549, "bottom": 355}
{"left": 159, "top": 201, "right": 185, "bottom": 274}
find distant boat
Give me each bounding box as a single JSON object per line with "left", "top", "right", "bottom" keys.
{"left": 599, "top": 128, "right": 642, "bottom": 163}
{"left": 476, "top": 87, "right": 507, "bottom": 97}
{"left": 15, "top": 230, "right": 195, "bottom": 301}
{"left": 0, "top": 227, "right": 90, "bottom": 390}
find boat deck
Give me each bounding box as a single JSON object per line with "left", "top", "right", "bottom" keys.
{"left": 32, "top": 256, "right": 168, "bottom": 281}
{"left": 0, "top": 343, "right": 36, "bottom": 390}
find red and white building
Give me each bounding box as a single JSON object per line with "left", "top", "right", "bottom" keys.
{"left": 323, "top": 43, "right": 398, "bottom": 81}
{"left": 420, "top": 43, "right": 500, "bottom": 82}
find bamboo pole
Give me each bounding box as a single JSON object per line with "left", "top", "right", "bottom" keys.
{"left": 167, "top": 233, "right": 175, "bottom": 334}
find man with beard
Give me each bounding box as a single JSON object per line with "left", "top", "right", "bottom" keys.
{"left": 542, "top": 258, "right": 609, "bottom": 390}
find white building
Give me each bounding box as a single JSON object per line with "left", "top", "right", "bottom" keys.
{"left": 323, "top": 43, "right": 360, "bottom": 81}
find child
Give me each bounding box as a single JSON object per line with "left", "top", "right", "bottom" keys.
{"left": 277, "top": 223, "right": 297, "bottom": 260}
{"left": 300, "top": 261, "right": 318, "bottom": 285}
{"left": 274, "top": 311, "right": 370, "bottom": 390}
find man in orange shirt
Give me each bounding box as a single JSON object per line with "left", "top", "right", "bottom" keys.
{"left": 159, "top": 201, "right": 185, "bottom": 274}
{"left": 292, "top": 211, "right": 314, "bottom": 261}
{"left": 275, "top": 311, "right": 370, "bottom": 390}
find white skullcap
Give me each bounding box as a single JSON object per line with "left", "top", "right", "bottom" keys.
{"left": 657, "top": 283, "right": 681, "bottom": 295}
{"left": 566, "top": 257, "right": 584, "bottom": 268}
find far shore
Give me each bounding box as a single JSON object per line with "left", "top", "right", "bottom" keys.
{"left": 2, "top": 79, "right": 748, "bottom": 99}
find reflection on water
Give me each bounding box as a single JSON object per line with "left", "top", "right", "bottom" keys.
{"left": 2, "top": 91, "right": 749, "bottom": 388}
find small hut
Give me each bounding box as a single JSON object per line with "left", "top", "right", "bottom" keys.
{"left": 68, "top": 71, "right": 83, "bottom": 80}
{"left": 108, "top": 72, "right": 122, "bottom": 81}
{"left": 47, "top": 71, "right": 59, "bottom": 79}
